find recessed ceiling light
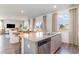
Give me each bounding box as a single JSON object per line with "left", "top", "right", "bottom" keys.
{"left": 21, "top": 10, "right": 24, "bottom": 14}
{"left": 53, "top": 5, "right": 57, "bottom": 8}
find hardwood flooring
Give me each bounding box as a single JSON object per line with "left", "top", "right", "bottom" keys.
{"left": 0, "top": 34, "right": 21, "bottom": 54}
{"left": 56, "top": 43, "right": 79, "bottom": 54}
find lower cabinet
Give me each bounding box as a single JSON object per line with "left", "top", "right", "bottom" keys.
{"left": 51, "top": 34, "right": 61, "bottom": 53}
{"left": 37, "top": 34, "right": 61, "bottom": 54}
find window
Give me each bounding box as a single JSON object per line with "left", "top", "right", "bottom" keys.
{"left": 23, "top": 20, "right": 30, "bottom": 30}
{"left": 35, "top": 22, "right": 42, "bottom": 28}
{"left": 57, "top": 11, "right": 70, "bottom": 32}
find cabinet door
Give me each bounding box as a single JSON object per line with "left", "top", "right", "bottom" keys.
{"left": 55, "top": 34, "right": 61, "bottom": 52}
{"left": 57, "top": 34, "right": 61, "bottom": 47}
{"left": 51, "top": 36, "right": 57, "bottom": 53}
{"left": 51, "top": 34, "right": 61, "bottom": 54}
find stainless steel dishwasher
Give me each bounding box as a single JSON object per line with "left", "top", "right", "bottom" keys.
{"left": 38, "top": 38, "right": 51, "bottom": 54}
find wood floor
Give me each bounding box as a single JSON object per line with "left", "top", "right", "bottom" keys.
{"left": 0, "top": 34, "right": 21, "bottom": 54}
{"left": 0, "top": 34, "right": 79, "bottom": 54}
{"left": 56, "top": 43, "right": 79, "bottom": 54}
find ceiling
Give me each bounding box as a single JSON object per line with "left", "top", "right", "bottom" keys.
{"left": 0, "top": 4, "right": 77, "bottom": 20}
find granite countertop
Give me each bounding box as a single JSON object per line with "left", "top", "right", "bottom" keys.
{"left": 23, "top": 32, "right": 61, "bottom": 42}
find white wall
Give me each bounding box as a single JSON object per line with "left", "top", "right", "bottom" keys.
{"left": 46, "top": 13, "right": 52, "bottom": 32}
{"left": 3, "top": 20, "right": 24, "bottom": 28}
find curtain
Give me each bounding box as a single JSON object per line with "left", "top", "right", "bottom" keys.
{"left": 52, "top": 13, "right": 58, "bottom": 32}
{"left": 33, "top": 18, "right": 36, "bottom": 31}
{"left": 69, "top": 8, "right": 78, "bottom": 45}
{"left": 43, "top": 16, "right": 47, "bottom": 32}
{"left": 0, "top": 20, "right": 4, "bottom": 32}
{"left": 2, "top": 20, "right": 4, "bottom": 32}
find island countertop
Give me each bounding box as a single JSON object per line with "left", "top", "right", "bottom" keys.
{"left": 23, "top": 32, "right": 61, "bottom": 42}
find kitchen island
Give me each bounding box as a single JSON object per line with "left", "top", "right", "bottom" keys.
{"left": 21, "top": 32, "right": 61, "bottom": 54}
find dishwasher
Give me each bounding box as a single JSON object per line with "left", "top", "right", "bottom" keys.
{"left": 38, "top": 38, "right": 51, "bottom": 54}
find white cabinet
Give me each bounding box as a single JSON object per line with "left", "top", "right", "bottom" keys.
{"left": 51, "top": 34, "right": 61, "bottom": 53}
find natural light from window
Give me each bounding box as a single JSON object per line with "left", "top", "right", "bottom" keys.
{"left": 57, "top": 11, "right": 70, "bottom": 32}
